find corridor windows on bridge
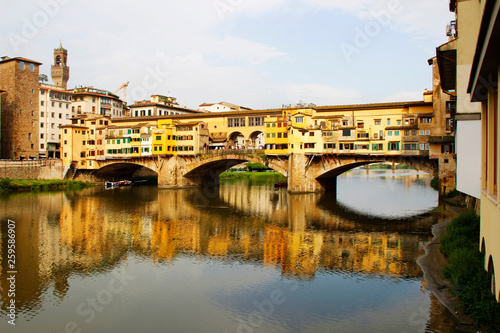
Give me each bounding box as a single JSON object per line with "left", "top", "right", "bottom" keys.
{"left": 304, "top": 143, "right": 315, "bottom": 149}
{"left": 324, "top": 143, "right": 336, "bottom": 149}
{"left": 372, "top": 143, "right": 384, "bottom": 151}
{"left": 228, "top": 117, "right": 245, "bottom": 127}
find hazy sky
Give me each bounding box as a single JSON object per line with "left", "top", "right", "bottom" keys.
{"left": 0, "top": 0, "right": 454, "bottom": 109}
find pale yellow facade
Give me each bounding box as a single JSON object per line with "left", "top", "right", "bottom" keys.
{"left": 467, "top": 0, "right": 500, "bottom": 301}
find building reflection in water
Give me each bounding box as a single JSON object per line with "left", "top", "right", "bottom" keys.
{"left": 0, "top": 180, "right": 445, "bottom": 320}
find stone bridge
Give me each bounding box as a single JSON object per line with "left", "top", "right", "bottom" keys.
{"left": 85, "top": 149, "right": 439, "bottom": 193}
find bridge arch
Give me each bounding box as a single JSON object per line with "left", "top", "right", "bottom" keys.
{"left": 93, "top": 162, "right": 158, "bottom": 181}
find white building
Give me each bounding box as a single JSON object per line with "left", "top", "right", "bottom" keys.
{"left": 39, "top": 83, "right": 72, "bottom": 158}
{"left": 199, "top": 102, "right": 252, "bottom": 113}
{"left": 129, "top": 95, "right": 200, "bottom": 118}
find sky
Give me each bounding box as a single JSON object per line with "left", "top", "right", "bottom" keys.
{"left": 0, "top": 0, "right": 455, "bottom": 110}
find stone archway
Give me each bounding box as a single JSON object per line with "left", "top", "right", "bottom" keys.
{"left": 228, "top": 132, "right": 245, "bottom": 149}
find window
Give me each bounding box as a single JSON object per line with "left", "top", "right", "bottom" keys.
{"left": 387, "top": 118, "right": 391, "bottom": 125}
{"left": 425, "top": 130, "right": 430, "bottom": 135}
{"left": 397, "top": 120, "right": 401, "bottom": 125}
{"left": 394, "top": 131, "right": 400, "bottom": 136}
{"left": 342, "top": 121, "right": 349, "bottom": 126}
{"left": 295, "top": 116, "right": 304, "bottom": 124}
{"left": 249, "top": 117, "right": 264, "bottom": 126}
{"left": 419, "top": 130, "right": 424, "bottom": 135}
{"left": 309, "top": 132, "right": 315, "bottom": 136}
{"left": 387, "top": 131, "right": 393, "bottom": 136}
{"left": 156, "top": 136, "right": 162, "bottom": 141}
{"left": 374, "top": 120, "right": 381, "bottom": 125}
{"left": 20, "top": 61, "right": 25, "bottom": 70}
{"left": 228, "top": 117, "right": 246, "bottom": 127}
{"left": 420, "top": 117, "right": 433, "bottom": 123}
{"left": 342, "top": 129, "right": 351, "bottom": 137}
{"left": 28, "top": 133, "right": 32, "bottom": 141}
{"left": 403, "top": 143, "right": 417, "bottom": 150}
{"left": 40, "top": 122, "right": 44, "bottom": 128}
{"left": 388, "top": 142, "right": 399, "bottom": 151}
{"left": 41, "top": 101, "right": 44, "bottom": 106}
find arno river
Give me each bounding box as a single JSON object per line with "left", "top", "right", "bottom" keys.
{"left": 0, "top": 169, "right": 460, "bottom": 332}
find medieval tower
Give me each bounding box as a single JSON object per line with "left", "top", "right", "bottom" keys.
{"left": 51, "top": 42, "right": 69, "bottom": 89}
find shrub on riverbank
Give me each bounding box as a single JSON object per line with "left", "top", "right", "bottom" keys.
{"left": 440, "top": 211, "right": 500, "bottom": 330}
{"left": 0, "top": 178, "right": 92, "bottom": 192}
{"left": 220, "top": 171, "right": 285, "bottom": 180}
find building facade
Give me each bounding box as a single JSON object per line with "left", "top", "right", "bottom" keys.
{"left": 129, "top": 95, "right": 199, "bottom": 118}
{"left": 199, "top": 102, "right": 252, "bottom": 113}
{"left": 468, "top": 0, "right": 500, "bottom": 302}
{"left": 39, "top": 83, "right": 72, "bottom": 158}
{"left": 437, "top": 0, "right": 483, "bottom": 199}
{"left": 0, "top": 57, "right": 41, "bottom": 160}
{"left": 71, "top": 87, "right": 124, "bottom": 118}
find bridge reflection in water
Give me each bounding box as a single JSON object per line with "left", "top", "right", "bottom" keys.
{"left": 0, "top": 177, "right": 449, "bottom": 314}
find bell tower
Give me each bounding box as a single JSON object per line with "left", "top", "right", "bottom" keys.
{"left": 51, "top": 41, "right": 69, "bottom": 89}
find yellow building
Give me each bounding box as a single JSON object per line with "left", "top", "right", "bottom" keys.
{"left": 468, "top": 0, "right": 500, "bottom": 302}
{"left": 60, "top": 114, "right": 110, "bottom": 169}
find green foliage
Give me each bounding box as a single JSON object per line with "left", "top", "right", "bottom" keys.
{"left": 430, "top": 177, "right": 440, "bottom": 191}
{"left": 220, "top": 171, "right": 285, "bottom": 180}
{"left": 246, "top": 163, "right": 269, "bottom": 171}
{"left": 0, "top": 178, "right": 11, "bottom": 189}
{"left": 446, "top": 189, "right": 461, "bottom": 198}
{"left": 440, "top": 212, "right": 500, "bottom": 329}
{"left": 0, "top": 179, "right": 92, "bottom": 192}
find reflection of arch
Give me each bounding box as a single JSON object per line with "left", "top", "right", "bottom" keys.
{"left": 248, "top": 131, "right": 265, "bottom": 149}
{"left": 315, "top": 191, "right": 435, "bottom": 228}
{"left": 227, "top": 132, "right": 245, "bottom": 149}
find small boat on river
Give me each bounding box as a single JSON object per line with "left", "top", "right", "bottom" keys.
{"left": 105, "top": 180, "right": 132, "bottom": 188}
{"left": 274, "top": 182, "right": 287, "bottom": 189}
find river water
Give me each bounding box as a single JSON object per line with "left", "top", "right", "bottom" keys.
{"left": 0, "top": 169, "right": 460, "bottom": 332}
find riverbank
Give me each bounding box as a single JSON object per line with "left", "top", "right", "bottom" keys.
{"left": 0, "top": 178, "right": 93, "bottom": 192}
{"left": 418, "top": 201, "right": 499, "bottom": 332}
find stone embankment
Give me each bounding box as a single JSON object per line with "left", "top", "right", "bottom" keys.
{"left": 0, "top": 159, "right": 64, "bottom": 180}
